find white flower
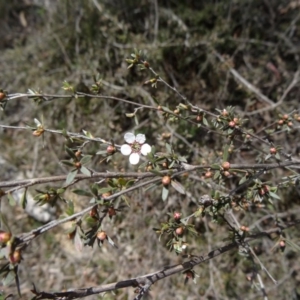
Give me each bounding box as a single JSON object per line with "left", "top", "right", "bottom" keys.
{"left": 120, "top": 132, "right": 152, "bottom": 165}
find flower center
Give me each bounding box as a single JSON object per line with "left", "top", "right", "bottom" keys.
{"left": 131, "top": 142, "right": 141, "bottom": 153}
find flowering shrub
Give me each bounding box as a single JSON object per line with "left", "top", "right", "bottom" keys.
{"left": 0, "top": 2, "right": 300, "bottom": 300}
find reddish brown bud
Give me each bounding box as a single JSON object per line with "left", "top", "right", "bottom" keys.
{"left": 204, "top": 171, "right": 212, "bottom": 178}
{"left": 108, "top": 207, "right": 116, "bottom": 218}
{"left": 106, "top": 145, "right": 116, "bottom": 154}
{"left": 0, "top": 92, "right": 6, "bottom": 101}
{"left": 102, "top": 192, "right": 111, "bottom": 199}
{"left": 222, "top": 161, "right": 230, "bottom": 170}
{"left": 74, "top": 161, "right": 81, "bottom": 169}
{"left": 196, "top": 115, "right": 202, "bottom": 122}
{"left": 282, "top": 114, "right": 289, "bottom": 120}
{"left": 143, "top": 61, "right": 150, "bottom": 68}
{"left": 270, "top": 147, "right": 277, "bottom": 155}
{"left": 9, "top": 250, "right": 21, "bottom": 264}
{"left": 221, "top": 109, "right": 228, "bottom": 117}
{"left": 279, "top": 240, "right": 285, "bottom": 248}
{"left": 162, "top": 175, "right": 171, "bottom": 186}
{"left": 32, "top": 129, "right": 44, "bottom": 137}
{"left": 97, "top": 231, "right": 107, "bottom": 241}
{"left": 175, "top": 227, "right": 184, "bottom": 236}
{"left": 173, "top": 212, "right": 181, "bottom": 221}
{"left": 75, "top": 150, "right": 82, "bottom": 158}
{"left": 0, "top": 231, "right": 12, "bottom": 243}
{"left": 228, "top": 121, "right": 236, "bottom": 128}
{"left": 89, "top": 207, "right": 98, "bottom": 218}
{"left": 184, "top": 270, "right": 194, "bottom": 279}
{"left": 278, "top": 119, "right": 284, "bottom": 125}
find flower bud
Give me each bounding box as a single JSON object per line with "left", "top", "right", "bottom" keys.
{"left": 9, "top": 250, "right": 21, "bottom": 264}
{"left": 97, "top": 231, "right": 107, "bottom": 241}
{"left": 0, "top": 231, "right": 12, "bottom": 243}
{"left": 162, "top": 175, "right": 171, "bottom": 186}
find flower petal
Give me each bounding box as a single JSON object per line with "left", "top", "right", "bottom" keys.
{"left": 129, "top": 153, "right": 140, "bottom": 165}
{"left": 120, "top": 144, "right": 132, "bottom": 156}
{"left": 135, "top": 133, "right": 146, "bottom": 144}
{"left": 124, "top": 132, "right": 135, "bottom": 143}
{"left": 141, "top": 143, "right": 151, "bottom": 156}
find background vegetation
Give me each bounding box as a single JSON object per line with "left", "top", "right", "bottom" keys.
{"left": 0, "top": 0, "right": 300, "bottom": 299}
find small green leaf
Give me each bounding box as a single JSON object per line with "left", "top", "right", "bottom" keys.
{"left": 96, "top": 150, "right": 108, "bottom": 155}
{"left": 269, "top": 191, "right": 280, "bottom": 200}
{"left": 61, "top": 160, "right": 75, "bottom": 167}
{"left": 82, "top": 130, "right": 94, "bottom": 138}
{"left": 222, "top": 145, "right": 229, "bottom": 162}
{"left": 171, "top": 180, "right": 186, "bottom": 194}
{"left": 66, "top": 170, "right": 78, "bottom": 185}
{"left": 74, "top": 230, "right": 83, "bottom": 252}
{"left": 0, "top": 213, "right": 10, "bottom": 231}
{"left": 161, "top": 106, "right": 173, "bottom": 114}
{"left": 107, "top": 235, "right": 118, "bottom": 248}
{"left": 285, "top": 239, "right": 300, "bottom": 252}
{"left": 65, "top": 200, "right": 74, "bottom": 216}
{"left": 65, "top": 146, "right": 77, "bottom": 159}
{"left": 239, "top": 176, "right": 247, "bottom": 185}
{"left": 165, "top": 143, "right": 172, "bottom": 154}
{"left": 72, "top": 189, "right": 93, "bottom": 197}
{"left": 2, "top": 270, "right": 15, "bottom": 286}
{"left": 134, "top": 114, "right": 139, "bottom": 125}
{"left": 80, "top": 166, "right": 91, "bottom": 176}
{"left": 162, "top": 186, "right": 169, "bottom": 201}
{"left": 57, "top": 188, "right": 65, "bottom": 194}
{"left": 20, "top": 189, "right": 27, "bottom": 209}
{"left": 80, "top": 155, "right": 92, "bottom": 165}
{"left": 202, "top": 116, "right": 208, "bottom": 126}
{"left": 7, "top": 193, "right": 16, "bottom": 206}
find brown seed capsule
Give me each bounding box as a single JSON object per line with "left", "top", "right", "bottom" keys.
{"left": 75, "top": 150, "right": 82, "bottom": 158}
{"left": 204, "top": 171, "right": 212, "bottom": 178}
{"left": 89, "top": 207, "right": 98, "bottom": 218}
{"left": 175, "top": 227, "right": 184, "bottom": 236}
{"left": 196, "top": 115, "right": 202, "bottom": 122}
{"left": 0, "top": 92, "right": 6, "bottom": 101}
{"left": 108, "top": 207, "right": 116, "bottom": 218}
{"left": 9, "top": 250, "right": 21, "bottom": 264}
{"left": 102, "top": 192, "right": 111, "bottom": 199}
{"left": 228, "top": 121, "right": 236, "bottom": 128}
{"left": 221, "top": 109, "right": 228, "bottom": 117}
{"left": 97, "top": 231, "right": 107, "bottom": 241}
{"left": 173, "top": 212, "right": 181, "bottom": 221}
{"left": 0, "top": 231, "right": 12, "bottom": 243}
{"left": 162, "top": 175, "right": 171, "bottom": 186}
{"left": 143, "top": 61, "right": 150, "bottom": 68}
{"left": 222, "top": 162, "right": 230, "bottom": 170}
{"left": 106, "top": 145, "right": 116, "bottom": 154}
{"left": 184, "top": 270, "right": 194, "bottom": 279}
{"left": 74, "top": 161, "right": 82, "bottom": 169}
{"left": 279, "top": 240, "right": 285, "bottom": 248}
{"left": 223, "top": 171, "right": 230, "bottom": 177}
{"left": 278, "top": 119, "right": 284, "bottom": 125}
{"left": 32, "top": 129, "right": 44, "bottom": 136}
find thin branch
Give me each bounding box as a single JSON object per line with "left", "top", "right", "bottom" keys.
{"left": 1, "top": 161, "right": 300, "bottom": 190}
{"left": 30, "top": 220, "right": 300, "bottom": 299}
